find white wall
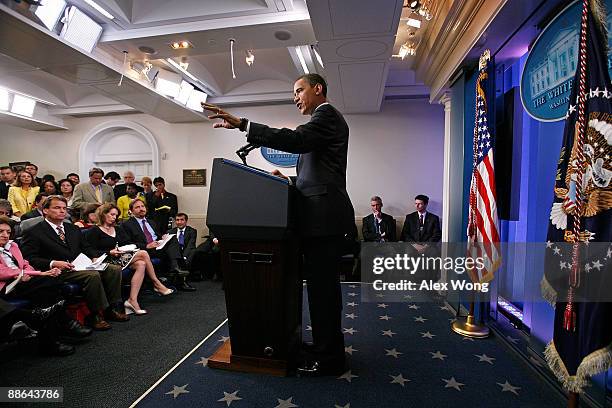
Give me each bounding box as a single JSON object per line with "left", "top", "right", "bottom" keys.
{"left": 0, "top": 99, "right": 444, "bottom": 235}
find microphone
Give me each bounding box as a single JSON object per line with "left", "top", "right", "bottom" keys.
{"left": 236, "top": 143, "right": 260, "bottom": 165}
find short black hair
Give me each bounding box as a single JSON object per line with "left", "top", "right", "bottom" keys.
{"left": 153, "top": 177, "right": 165, "bottom": 185}
{"left": 66, "top": 172, "right": 79, "bottom": 178}
{"left": 0, "top": 166, "right": 13, "bottom": 171}
{"left": 125, "top": 182, "right": 137, "bottom": 190}
{"left": 176, "top": 212, "right": 188, "bottom": 221}
{"left": 415, "top": 194, "right": 429, "bottom": 204}
{"left": 105, "top": 171, "right": 121, "bottom": 181}
{"left": 296, "top": 73, "right": 327, "bottom": 97}
{"left": 26, "top": 163, "right": 38, "bottom": 170}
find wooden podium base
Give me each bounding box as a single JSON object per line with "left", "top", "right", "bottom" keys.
{"left": 208, "top": 340, "right": 291, "bottom": 377}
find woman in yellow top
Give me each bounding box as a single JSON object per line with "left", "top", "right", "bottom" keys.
{"left": 8, "top": 171, "right": 40, "bottom": 217}
{"left": 116, "top": 183, "right": 146, "bottom": 222}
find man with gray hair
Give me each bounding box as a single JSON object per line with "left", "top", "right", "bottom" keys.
{"left": 71, "top": 167, "right": 115, "bottom": 212}
{"left": 362, "top": 195, "right": 397, "bottom": 242}
{"left": 113, "top": 170, "right": 143, "bottom": 199}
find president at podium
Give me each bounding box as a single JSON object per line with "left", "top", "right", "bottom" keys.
{"left": 203, "top": 73, "right": 355, "bottom": 376}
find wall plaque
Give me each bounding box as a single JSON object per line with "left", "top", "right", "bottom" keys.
{"left": 183, "top": 169, "right": 206, "bottom": 186}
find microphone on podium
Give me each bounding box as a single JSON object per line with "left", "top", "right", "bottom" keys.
{"left": 236, "top": 143, "right": 260, "bottom": 165}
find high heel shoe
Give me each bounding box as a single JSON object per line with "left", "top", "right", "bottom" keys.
{"left": 124, "top": 300, "right": 147, "bottom": 315}
{"left": 154, "top": 287, "right": 174, "bottom": 296}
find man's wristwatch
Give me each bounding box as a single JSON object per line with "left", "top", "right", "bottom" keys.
{"left": 238, "top": 117, "right": 248, "bottom": 132}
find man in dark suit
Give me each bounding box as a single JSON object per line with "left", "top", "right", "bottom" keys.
{"left": 202, "top": 73, "right": 355, "bottom": 376}
{"left": 21, "top": 195, "right": 127, "bottom": 330}
{"left": 400, "top": 194, "right": 442, "bottom": 280}
{"left": 167, "top": 212, "right": 197, "bottom": 272}
{"left": 146, "top": 177, "right": 178, "bottom": 235}
{"left": 362, "top": 195, "right": 397, "bottom": 242}
{"left": 0, "top": 166, "right": 16, "bottom": 200}
{"left": 122, "top": 199, "right": 195, "bottom": 291}
{"left": 20, "top": 192, "right": 48, "bottom": 221}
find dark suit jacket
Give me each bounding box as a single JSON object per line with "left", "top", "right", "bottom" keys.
{"left": 247, "top": 103, "right": 354, "bottom": 237}
{"left": 21, "top": 220, "right": 97, "bottom": 271}
{"left": 0, "top": 182, "right": 10, "bottom": 200}
{"left": 168, "top": 226, "right": 197, "bottom": 263}
{"left": 122, "top": 217, "right": 162, "bottom": 250}
{"left": 113, "top": 184, "right": 143, "bottom": 200}
{"left": 400, "top": 211, "right": 442, "bottom": 243}
{"left": 20, "top": 209, "right": 43, "bottom": 221}
{"left": 362, "top": 213, "right": 397, "bottom": 242}
{"left": 145, "top": 191, "right": 178, "bottom": 234}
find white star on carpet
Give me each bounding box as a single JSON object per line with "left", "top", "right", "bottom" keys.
{"left": 382, "top": 329, "right": 396, "bottom": 337}
{"left": 346, "top": 302, "right": 357, "bottom": 307}
{"left": 343, "top": 327, "right": 357, "bottom": 335}
{"left": 337, "top": 370, "right": 358, "bottom": 383}
{"left": 497, "top": 381, "right": 521, "bottom": 395}
{"left": 349, "top": 284, "right": 357, "bottom": 288}
{"left": 421, "top": 331, "right": 435, "bottom": 338}
{"left": 376, "top": 293, "right": 385, "bottom": 298}
{"left": 377, "top": 303, "right": 388, "bottom": 308}
{"left": 403, "top": 295, "right": 412, "bottom": 299}
{"left": 379, "top": 315, "right": 391, "bottom": 320}
{"left": 194, "top": 357, "right": 208, "bottom": 367}
{"left": 218, "top": 390, "right": 242, "bottom": 406}
{"left": 439, "top": 305, "right": 453, "bottom": 311}
{"left": 430, "top": 351, "right": 447, "bottom": 360}
{"left": 345, "top": 313, "right": 357, "bottom": 319}
{"left": 165, "top": 384, "right": 189, "bottom": 399}
{"left": 274, "top": 397, "right": 298, "bottom": 408}
{"left": 414, "top": 316, "right": 427, "bottom": 323}
{"left": 218, "top": 336, "right": 230, "bottom": 343}
{"left": 389, "top": 373, "right": 410, "bottom": 386}
{"left": 591, "top": 260, "right": 603, "bottom": 270}
{"left": 475, "top": 354, "right": 495, "bottom": 364}
{"left": 335, "top": 404, "right": 350, "bottom": 408}
{"left": 408, "top": 304, "right": 420, "bottom": 310}
{"left": 442, "top": 377, "right": 465, "bottom": 391}
{"left": 348, "top": 292, "right": 357, "bottom": 297}
{"left": 553, "top": 247, "right": 561, "bottom": 255}
{"left": 345, "top": 345, "right": 358, "bottom": 355}
{"left": 385, "top": 348, "right": 403, "bottom": 358}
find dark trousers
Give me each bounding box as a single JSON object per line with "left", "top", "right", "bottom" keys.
{"left": 146, "top": 238, "right": 182, "bottom": 273}
{"left": 3, "top": 276, "right": 63, "bottom": 308}
{"left": 302, "top": 236, "right": 345, "bottom": 365}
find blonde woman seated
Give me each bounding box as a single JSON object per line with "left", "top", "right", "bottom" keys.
{"left": 87, "top": 203, "right": 174, "bottom": 315}
{"left": 7, "top": 171, "right": 39, "bottom": 218}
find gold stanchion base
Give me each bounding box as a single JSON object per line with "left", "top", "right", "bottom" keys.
{"left": 451, "top": 315, "right": 490, "bottom": 338}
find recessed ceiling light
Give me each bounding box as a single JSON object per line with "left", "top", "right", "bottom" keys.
{"left": 170, "top": 41, "right": 192, "bottom": 50}
{"left": 274, "top": 30, "right": 292, "bottom": 41}
{"left": 407, "top": 18, "right": 421, "bottom": 28}
{"left": 138, "top": 46, "right": 156, "bottom": 55}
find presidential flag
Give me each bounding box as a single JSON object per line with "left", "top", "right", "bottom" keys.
{"left": 541, "top": 0, "right": 612, "bottom": 393}
{"left": 467, "top": 50, "right": 501, "bottom": 284}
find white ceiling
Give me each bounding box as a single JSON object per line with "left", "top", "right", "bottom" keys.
{"left": 0, "top": 0, "right": 459, "bottom": 129}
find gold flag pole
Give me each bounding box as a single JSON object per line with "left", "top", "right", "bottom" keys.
{"left": 451, "top": 292, "right": 489, "bottom": 338}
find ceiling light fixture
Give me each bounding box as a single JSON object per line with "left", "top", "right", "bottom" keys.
{"left": 229, "top": 39, "right": 236, "bottom": 79}
{"left": 34, "top": 0, "right": 66, "bottom": 31}
{"left": 83, "top": 0, "right": 115, "bottom": 19}
{"left": 295, "top": 46, "right": 309, "bottom": 74}
{"left": 0, "top": 88, "right": 9, "bottom": 111}
{"left": 245, "top": 50, "right": 254, "bottom": 67}
{"left": 10, "top": 94, "right": 37, "bottom": 117}
{"left": 170, "top": 41, "right": 192, "bottom": 50}
{"left": 406, "top": 17, "right": 421, "bottom": 28}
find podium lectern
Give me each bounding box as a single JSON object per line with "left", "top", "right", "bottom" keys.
{"left": 206, "top": 158, "right": 302, "bottom": 376}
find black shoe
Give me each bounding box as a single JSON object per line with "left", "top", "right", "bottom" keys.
{"left": 40, "top": 340, "right": 75, "bottom": 356}
{"left": 31, "top": 300, "right": 65, "bottom": 323}
{"left": 178, "top": 281, "right": 196, "bottom": 292}
{"left": 62, "top": 319, "right": 93, "bottom": 338}
{"left": 296, "top": 360, "right": 346, "bottom": 377}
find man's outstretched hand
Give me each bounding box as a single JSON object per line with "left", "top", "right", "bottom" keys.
{"left": 271, "top": 169, "right": 288, "bottom": 180}
{"left": 201, "top": 103, "right": 241, "bottom": 129}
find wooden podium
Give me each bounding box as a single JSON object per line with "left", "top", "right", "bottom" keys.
{"left": 206, "top": 158, "right": 302, "bottom": 376}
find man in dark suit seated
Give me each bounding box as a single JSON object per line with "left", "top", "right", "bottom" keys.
{"left": 21, "top": 195, "right": 127, "bottom": 331}
{"left": 122, "top": 199, "right": 195, "bottom": 291}
{"left": 400, "top": 194, "right": 442, "bottom": 280}
{"left": 191, "top": 232, "right": 221, "bottom": 281}
{"left": 167, "top": 212, "right": 197, "bottom": 274}
{"left": 20, "top": 192, "right": 49, "bottom": 221}
{"left": 362, "top": 195, "right": 397, "bottom": 242}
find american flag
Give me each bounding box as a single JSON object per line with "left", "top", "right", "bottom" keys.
{"left": 467, "top": 50, "right": 501, "bottom": 284}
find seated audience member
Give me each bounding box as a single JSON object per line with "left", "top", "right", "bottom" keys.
{"left": 20, "top": 192, "right": 49, "bottom": 221}
{"left": 8, "top": 171, "right": 40, "bottom": 218}
{"left": 362, "top": 195, "right": 397, "bottom": 242}
{"left": 116, "top": 183, "right": 146, "bottom": 222}
{"left": 21, "top": 196, "right": 127, "bottom": 330}
{"left": 74, "top": 204, "right": 100, "bottom": 229}
{"left": 0, "top": 216, "right": 91, "bottom": 354}
{"left": 146, "top": 177, "right": 178, "bottom": 235}
{"left": 71, "top": 168, "right": 115, "bottom": 212}
{"left": 122, "top": 199, "right": 195, "bottom": 291}
{"left": 0, "top": 297, "right": 74, "bottom": 356}
{"left": 167, "top": 213, "right": 197, "bottom": 274}
{"left": 0, "top": 199, "right": 17, "bottom": 220}
{"left": 103, "top": 171, "right": 121, "bottom": 189}
{"left": 192, "top": 231, "right": 221, "bottom": 281}
{"left": 87, "top": 204, "right": 173, "bottom": 315}
{"left": 140, "top": 176, "right": 153, "bottom": 195}
{"left": 58, "top": 179, "right": 75, "bottom": 212}
{"left": 66, "top": 173, "right": 80, "bottom": 186}
{"left": 41, "top": 180, "right": 58, "bottom": 195}
{"left": 0, "top": 166, "right": 16, "bottom": 200}
{"left": 25, "top": 163, "right": 42, "bottom": 187}
{"left": 114, "top": 171, "right": 143, "bottom": 199}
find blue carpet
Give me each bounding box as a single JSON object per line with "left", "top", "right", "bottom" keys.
{"left": 133, "top": 283, "right": 565, "bottom": 408}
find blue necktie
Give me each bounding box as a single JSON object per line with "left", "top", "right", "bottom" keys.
{"left": 178, "top": 230, "right": 184, "bottom": 246}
